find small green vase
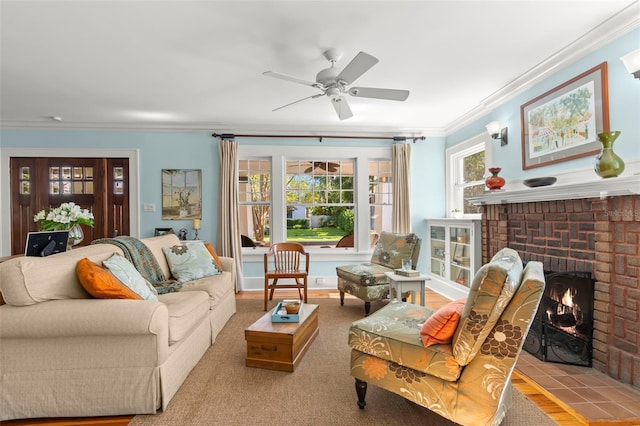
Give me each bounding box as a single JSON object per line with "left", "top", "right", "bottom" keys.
{"left": 594, "top": 131, "right": 625, "bottom": 178}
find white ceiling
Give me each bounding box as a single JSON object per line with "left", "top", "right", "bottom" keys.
{"left": 1, "top": 1, "right": 638, "bottom": 136}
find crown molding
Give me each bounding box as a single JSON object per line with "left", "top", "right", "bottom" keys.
{"left": 0, "top": 120, "right": 442, "bottom": 138}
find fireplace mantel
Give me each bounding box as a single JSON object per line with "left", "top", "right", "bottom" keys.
{"left": 468, "top": 174, "right": 640, "bottom": 205}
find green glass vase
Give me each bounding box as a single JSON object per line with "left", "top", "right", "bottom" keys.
{"left": 594, "top": 131, "right": 625, "bottom": 178}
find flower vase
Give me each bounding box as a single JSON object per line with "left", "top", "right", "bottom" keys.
{"left": 67, "top": 224, "right": 84, "bottom": 250}
{"left": 485, "top": 167, "right": 505, "bottom": 190}
{"left": 594, "top": 131, "right": 625, "bottom": 178}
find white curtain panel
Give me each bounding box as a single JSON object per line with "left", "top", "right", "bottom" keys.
{"left": 392, "top": 142, "right": 412, "bottom": 233}
{"left": 218, "top": 139, "right": 244, "bottom": 291}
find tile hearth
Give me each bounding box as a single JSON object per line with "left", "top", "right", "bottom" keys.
{"left": 516, "top": 351, "right": 640, "bottom": 422}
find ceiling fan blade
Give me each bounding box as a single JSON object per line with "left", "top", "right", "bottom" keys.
{"left": 263, "top": 71, "right": 319, "bottom": 87}
{"left": 304, "top": 162, "right": 322, "bottom": 173}
{"left": 336, "top": 52, "right": 378, "bottom": 85}
{"left": 348, "top": 87, "right": 409, "bottom": 101}
{"left": 332, "top": 97, "right": 353, "bottom": 120}
{"left": 273, "top": 94, "right": 323, "bottom": 112}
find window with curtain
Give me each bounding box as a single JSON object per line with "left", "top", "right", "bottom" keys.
{"left": 238, "top": 145, "right": 392, "bottom": 251}
{"left": 239, "top": 159, "right": 271, "bottom": 246}
{"left": 446, "top": 133, "right": 490, "bottom": 216}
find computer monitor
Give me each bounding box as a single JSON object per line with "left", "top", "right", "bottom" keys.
{"left": 24, "top": 231, "right": 69, "bottom": 257}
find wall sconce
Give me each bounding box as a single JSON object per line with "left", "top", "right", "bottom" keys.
{"left": 192, "top": 218, "right": 201, "bottom": 240}
{"left": 621, "top": 48, "right": 640, "bottom": 80}
{"left": 485, "top": 121, "right": 508, "bottom": 146}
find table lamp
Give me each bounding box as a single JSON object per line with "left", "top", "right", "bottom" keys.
{"left": 192, "top": 218, "right": 201, "bottom": 240}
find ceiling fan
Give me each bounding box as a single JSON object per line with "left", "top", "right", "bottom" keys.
{"left": 263, "top": 49, "right": 409, "bottom": 120}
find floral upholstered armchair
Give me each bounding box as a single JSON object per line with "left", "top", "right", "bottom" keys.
{"left": 348, "top": 248, "right": 545, "bottom": 426}
{"left": 336, "top": 232, "right": 421, "bottom": 315}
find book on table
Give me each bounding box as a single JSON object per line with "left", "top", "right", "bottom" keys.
{"left": 394, "top": 269, "right": 420, "bottom": 277}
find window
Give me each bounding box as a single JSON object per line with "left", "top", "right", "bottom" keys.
{"left": 49, "top": 165, "right": 94, "bottom": 195}
{"left": 446, "top": 133, "right": 491, "bottom": 216}
{"left": 285, "top": 160, "right": 354, "bottom": 246}
{"left": 238, "top": 145, "right": 391, "bottom": 251}
{"left": 239, "top": 159, "right": 271, "bottom": 246}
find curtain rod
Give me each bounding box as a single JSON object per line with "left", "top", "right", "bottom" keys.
{"left": 211, "top": 133, "right": 426, "bottom": 143}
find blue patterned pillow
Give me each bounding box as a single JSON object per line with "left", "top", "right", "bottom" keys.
{"left": 102, "top": 254, "right": 158, "bottom": 301}
{"left": 162, "top": 242, "right": 221, "bottom": 283}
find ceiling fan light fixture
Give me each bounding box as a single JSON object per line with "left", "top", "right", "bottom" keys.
{"left": 327, "top": 87, "right": 341, "bottom": 99}
{"left": 263, "top": 49, "right": 409, "bottom": 120}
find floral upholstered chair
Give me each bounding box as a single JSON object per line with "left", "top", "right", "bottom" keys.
{"left": 348, "top": 248, "right": 545, "bottom": 426}
{"left": 336, "top": 232, "right": 421, "bottom": 315}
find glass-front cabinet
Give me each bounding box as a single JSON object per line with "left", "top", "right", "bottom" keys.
{"left": 426, "top": 219, "right": 481, "bottom": 289}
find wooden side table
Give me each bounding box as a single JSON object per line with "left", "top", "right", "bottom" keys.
{"left": 384, "top": 271, "right": 430, "bottom": 306}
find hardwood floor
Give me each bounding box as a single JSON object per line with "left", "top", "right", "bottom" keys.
{"left": 0, "top": 289, "right": 620, "bottom": 426}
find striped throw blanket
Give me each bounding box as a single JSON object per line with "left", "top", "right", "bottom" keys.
{"left": 92, "top": 236, "right": 182, "bottom": 294}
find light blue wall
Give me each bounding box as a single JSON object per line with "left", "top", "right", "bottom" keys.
{"left": 0, "top": 130, "right": 220, "bottom": 242}
{"left": 411, "top": 136, "right": 446, "bottom": 270}
{"left": 447, "top": 29, "right": 640, "bottom": 180}
{"left": 0, "top": 131, "right": 446, "bottom": 278}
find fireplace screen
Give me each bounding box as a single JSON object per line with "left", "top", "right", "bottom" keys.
{"left": 524, "top": 271, "right": 594, "bottom": 366}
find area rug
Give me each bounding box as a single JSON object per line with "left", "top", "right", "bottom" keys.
{"left": 131, "top": 297, "right": 557, "bottom": 426}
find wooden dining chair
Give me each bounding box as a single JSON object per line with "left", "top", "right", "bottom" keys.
{"left": 263, "top": 242, "right": 309, "bottom": 311}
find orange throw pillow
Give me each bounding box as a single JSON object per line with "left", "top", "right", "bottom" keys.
{"left": 420, "top": 298, "right": 466, "bottom": 347}
{"left": 204, "top": 243, "right": 224, "bottom": 270}
{"left": 76, "top": 258, "right": 142, "bottom": 300}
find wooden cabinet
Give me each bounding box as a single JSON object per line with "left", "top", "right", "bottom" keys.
{"left": 245, "top": 304, "right": 319, "bottom": 372}
{"left": 425, "top": 219, "right": 481, "bottom": 297}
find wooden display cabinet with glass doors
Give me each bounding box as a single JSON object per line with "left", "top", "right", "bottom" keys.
{"left": 426, "top": 219, "right": 481, "bottom": 290}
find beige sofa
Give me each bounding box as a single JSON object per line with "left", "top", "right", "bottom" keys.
{"left": 0, "top": 233, "right": 237, "bottom": 421}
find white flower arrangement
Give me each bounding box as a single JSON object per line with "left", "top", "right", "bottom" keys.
{"left": 33, "top": 202, "right": 95, "bottom": 231}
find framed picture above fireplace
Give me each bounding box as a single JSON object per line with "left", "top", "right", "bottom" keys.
{"left": 520, "top": 62, "right": 609, "bottom": 170}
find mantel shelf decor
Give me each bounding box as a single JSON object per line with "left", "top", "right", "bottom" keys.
{"left": 594, "top": 131, "right": 625, "bottom": 178}
{"left": 467, "top": 175, "right": 640, "bottom": 205}
{"left": 485, "top": 167, "right": 506, "bottom": 190}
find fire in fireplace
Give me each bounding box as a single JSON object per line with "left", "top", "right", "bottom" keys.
{"left": 524, "top": 271, "right": 595, "bottom": 367}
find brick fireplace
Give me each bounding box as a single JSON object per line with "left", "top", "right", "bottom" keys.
{"left": 480, "top": 193, "right": 639, "bottom": 389}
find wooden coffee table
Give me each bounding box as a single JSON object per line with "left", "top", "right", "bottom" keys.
{"left": 244, "top": 303, "right": 319, "bottom": 372}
